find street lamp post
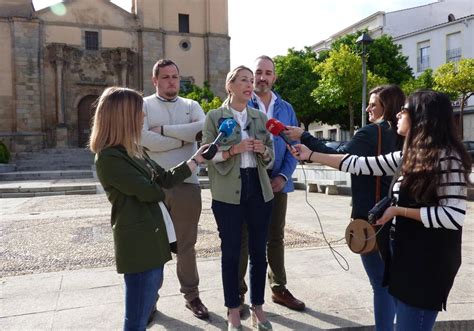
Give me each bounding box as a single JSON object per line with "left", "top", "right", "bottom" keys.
{"left": 356, "top": 32, "right": 373, "bottom": 128}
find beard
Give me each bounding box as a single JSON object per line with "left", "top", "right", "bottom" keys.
{"left": 255, "top": 82, "right": 272, "bottom": 94}
{"left": 164, "top": 90, "right": 178, "bottom": 99}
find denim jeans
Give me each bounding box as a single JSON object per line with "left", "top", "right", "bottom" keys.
{"left": 123, "top": 267, "right": 164, "bottom": 331}
{"left": 395, "top": 299, "right": 438, "bottom": 331}
{"left": 388, "top": 239, "right": 438, "bottom": 330}
{"left": 361, "top": 251, "right": 396, "bottom": 331}
{"left": 212, "top": 168, "right": 273, "bottom": 308}
{"left": 239, "top": 191, "right": 288, "bottom": 295}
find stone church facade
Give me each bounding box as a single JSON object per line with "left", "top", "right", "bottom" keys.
{"left": 0, "top": 0, "right": 230, "bottom": 152}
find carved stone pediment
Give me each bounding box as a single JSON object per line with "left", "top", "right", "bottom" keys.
{"left": 46, "top": 43, "right": 135, "bottom": 85}
{"left": 68, "top": 48, "right": 113, "bottom": 84}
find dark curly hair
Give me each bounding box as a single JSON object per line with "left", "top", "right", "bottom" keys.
{"left": 401, "top": 90, "right": 472, "bottom": 204}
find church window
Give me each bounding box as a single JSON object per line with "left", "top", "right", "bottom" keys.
{"left": 179, "top": 39, "right": 191, "bottom": 51}
{"left": 179, "top": 14, "right": 190, "bottom": 33}
{"left": 85, "top": 31, "right": 99, "bottom": 50}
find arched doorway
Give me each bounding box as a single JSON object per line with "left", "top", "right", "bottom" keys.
{"left": 77, "top": 95, "right": 99, "bottom": 147}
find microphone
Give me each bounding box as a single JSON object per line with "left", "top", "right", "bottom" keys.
{"left": 368, "top": 197, "right": 396, "bottom": 224}
{"left": 201, "top": 118, "right": 237, "bottom": 160}
{"left": 265, "top": 118, "right": 296, "bottom": 151}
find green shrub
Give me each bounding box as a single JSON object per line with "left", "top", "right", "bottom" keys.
{"left": 0, "top": 140, "right": 10, "bottom": 163}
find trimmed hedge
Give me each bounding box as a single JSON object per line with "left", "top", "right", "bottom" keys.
{"left": 0, "top": 141, "right": 10, "bottom": 163}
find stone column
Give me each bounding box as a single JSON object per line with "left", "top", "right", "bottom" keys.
{"left": 120, "top": 48, "right": 128, "bottom": 86}
{"left": 11, "top": 18, "right": 44, "bottom": 152}
{"left": 206, "top": 35, "right": 230, "bottom": 100}
{"left": 141, "top": 31, "right": 164, "bottom": 95}
{"left": 49, "top": 44, "right": 68, "bottom": 147}
{"left": 55, "top": 56, "right": 65, "bottom": 125}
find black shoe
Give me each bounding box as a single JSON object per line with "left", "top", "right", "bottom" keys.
{"left": 147, "top": 306, "right": 157, "bottom": 325}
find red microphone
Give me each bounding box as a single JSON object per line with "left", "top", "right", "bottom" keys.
{"left": 266, "top": 119, "right": 296, "bottom": 151}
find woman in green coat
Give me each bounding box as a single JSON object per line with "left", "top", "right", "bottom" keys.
{"left": 89, "top": 87, "right": 207, "bottom": 331}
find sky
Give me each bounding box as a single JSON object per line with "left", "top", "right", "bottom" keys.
{"left": 33, "top": 0, "right": 436, "bottom": 68}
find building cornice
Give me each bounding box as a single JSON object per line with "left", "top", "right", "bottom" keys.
{"left": 311, "top": 11, "right": 384, "bottom": 49}
{"left": 393, "top": 14, "right": 474, "bottom": 40}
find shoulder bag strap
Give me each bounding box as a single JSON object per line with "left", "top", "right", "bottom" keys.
{"left": 387, "top": 158, "right": 402, "bottom": 199}
{"left": 375, "top": 124, "right": 382, "bottom": 202}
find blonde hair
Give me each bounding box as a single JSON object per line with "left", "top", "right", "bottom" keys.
{"left": 223, "top": 65, "right": 253, "bottom": 106}
{"left": 89, "top": 87, "right": 144, "bottom": 158}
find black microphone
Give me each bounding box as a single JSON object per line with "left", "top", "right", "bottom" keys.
{"left": 201, "top": 118, "right": 237, "bottom": 160}
{"left": 368, "top": 197, "right": 396, "bottom": 224}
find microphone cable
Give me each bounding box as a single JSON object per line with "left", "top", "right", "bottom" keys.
{"left": 298, "top": 160, "right": 390, "bottom": 271}
{"left": 298, "top": 160, "right": 350, "bottom": 271}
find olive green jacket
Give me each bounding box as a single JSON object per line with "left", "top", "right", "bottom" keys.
{"left": 95, "top": 145, "right": 191, "bottom": 274}
{"left": 203, "top": 105, "right": 274, "bottom": 204}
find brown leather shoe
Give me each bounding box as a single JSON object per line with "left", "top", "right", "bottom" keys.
{"left": 271, "top": 289, "right": 305, "bottom": 311}
{"left": 185, "top": 297, "right": 209, "bottom": 319}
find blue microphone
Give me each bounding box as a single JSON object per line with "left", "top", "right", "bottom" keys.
{"left": 202, "top": 118, "right": 237, "bottom": 160}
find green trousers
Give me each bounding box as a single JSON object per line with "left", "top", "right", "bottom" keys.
{"left": 239, "top": 192, "right": 288, "bottom": 294}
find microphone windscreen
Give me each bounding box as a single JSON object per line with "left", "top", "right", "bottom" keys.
{"left": 266, "top": 118, "right": 286, "bottom": 136}
{"left": 218, "top": 118, "right": 237, "bottom": 137}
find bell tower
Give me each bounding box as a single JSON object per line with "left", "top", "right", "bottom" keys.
{"left": 0, "top": 0, "right": 34, "bottom": 18}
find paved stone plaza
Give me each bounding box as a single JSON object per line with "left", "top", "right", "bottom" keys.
{"left": 1, "top": 188, "right": 473, "bottom": 330}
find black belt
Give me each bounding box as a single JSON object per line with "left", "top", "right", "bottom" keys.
{"left": 240, "top": 168, "right": 258, "bottom": 176}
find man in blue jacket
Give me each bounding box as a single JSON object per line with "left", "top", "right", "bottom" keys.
{"left": 239, "top": 55, "right": 305, "bottom": 311}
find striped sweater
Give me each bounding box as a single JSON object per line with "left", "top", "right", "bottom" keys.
{"left": 339, "top": 150, "right": 467, "bottom": 230}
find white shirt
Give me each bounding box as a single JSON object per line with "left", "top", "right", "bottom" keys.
{"left": 253, "top": 91, "right": 277, "bottom": 120}
{"left": 253, "top": 92, "right": 279, "bottom": 173}
{"left": 231, "top": 107, "right": 257, "bottom": 168}
{"left": 213, "top": 107, "right": 257, "bottom": 168}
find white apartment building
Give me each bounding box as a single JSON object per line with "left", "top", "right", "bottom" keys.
{"left": 310, "top": 0, "right": 474, "bottom": 141}
{"left": 395, "top": 14, "right": 474, "bottom": 139}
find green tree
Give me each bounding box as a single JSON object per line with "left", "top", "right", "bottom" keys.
{"left": 273, "top": 48, "right": 320, "bottom": 130}
{"left": 401, "top": 68, "right": 434, "bottom": 96}
{"left": 328, "top": 31, "right": 413, "bottom": 85}
{"left": 200, "top": 96, "right": 223, "bottom": 113}
{"left": 434, "top": 58, "right": 474, "bottom": 139}
{"left": 180, "top": 81, "right": 222, "bottom": 113}
{"left": 312, "top": 44, "right": 387, "bottom": 135}
{"left": 368, "top": 35, "right": 413, "bottom": 85}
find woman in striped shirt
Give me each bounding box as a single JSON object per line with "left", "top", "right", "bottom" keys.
{"left": 291, "top": 90, "right": 471, "bottom": 331}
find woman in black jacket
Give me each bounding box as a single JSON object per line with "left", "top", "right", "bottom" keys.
{"left": 291, "top": 90, "right": 471, "bottom": 331}
{"left": 286, "top": 85, "right": 404, "bottom": 330}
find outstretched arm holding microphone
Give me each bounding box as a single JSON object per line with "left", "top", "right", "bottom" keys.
{"left": 201, "top": 118, "right": 237, "bottom": 160}
{"left": 288, "top": 90, "right": 472, "bottom": 331}
{"left": 285, "top": 85, "right": 406, "bottom": 330}
{"left": 266, "top": 118, "right": 298, "bottom": 154}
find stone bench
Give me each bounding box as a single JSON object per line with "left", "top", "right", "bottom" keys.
{"left": 306, "top": 179, "right": 347, "bottom": 195}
